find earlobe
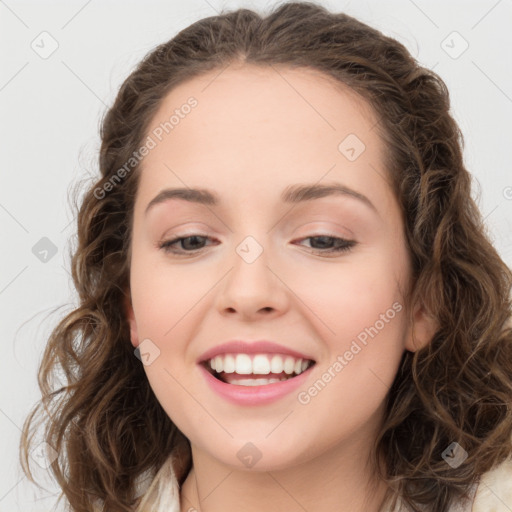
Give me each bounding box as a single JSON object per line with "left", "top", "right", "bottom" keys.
{"left": 124, "top": 293, "right": 139, "bottom": 348}
{"left": 405, "top": 301, "right": 438, "bottom": 352}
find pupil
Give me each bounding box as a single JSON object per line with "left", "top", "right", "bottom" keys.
{"left": 183, "top": 236, "right": 204, "bottom": 250}
{"left": 312, "top": 236, "right": 331, "bottom": 249}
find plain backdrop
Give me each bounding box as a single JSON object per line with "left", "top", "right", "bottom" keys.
{"left": 1, "top": 0, "right": 511, "bottom": 510}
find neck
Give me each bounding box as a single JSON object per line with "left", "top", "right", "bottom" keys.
{"left": 179, "top": 433, "right": 389, "bottom": 512}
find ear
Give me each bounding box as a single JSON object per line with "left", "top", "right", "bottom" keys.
{"left": 404, "top": 300, "right": 438, "bottom": 352}
{"left": 124, "top": 292, "right": 139, "bottom": 348}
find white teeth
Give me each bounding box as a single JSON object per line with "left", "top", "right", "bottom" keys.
{"left": 252, "top": 354, "right": 270, "bottom": 374}
{"left": 223, "top": 354, "right": 236, "bottom": 373}
{"left": 214, "top": 356, "right": 223, "bottom": 372}
{"left": 235, "top": 354, "right": 252, "bottom": 374}
{"left": 207, "top": 353, "right": 313, "bottom": 376}
{"left": 283, "top": 356, "right": 296, "bottom": 374}
{"left": 270, "top": 355, "right": 284, "bottom": 373}
{"left": 228, "top": 377, "right": 287, "bottom": 386}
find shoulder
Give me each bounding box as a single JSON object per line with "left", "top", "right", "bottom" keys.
{"left": 471, "top": 457, "right": 512, "bottom": 511}
{"left": 136, "top": 454, "right": 512, "bottom": 512}
{"left": 445, "top": 457, "right": 512, "bottom": 512}
{"left": 135, "top": 453, "right": 181, "bottom": 512}
{"left": 383, "top": 458, "right": 512, "bottom": 512}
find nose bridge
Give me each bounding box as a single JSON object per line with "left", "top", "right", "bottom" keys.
{"left": 235, "top": 235, "right": 266, "bottom": 266}
{"left": 216, "top": 233, "right": 288, "bottom": 316}
{"left": 230, "top": 233, "right": 272, "bottom": 292}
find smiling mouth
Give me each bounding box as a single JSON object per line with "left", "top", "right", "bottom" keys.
{"left": 202, "top": 359, "right": 316, "bottom": 386}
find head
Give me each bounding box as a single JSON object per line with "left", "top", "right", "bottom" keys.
{"left": 125, "top": 60, "right": 435, "bottom": 504}
{"left": 20, "top": 2, "right": 512, "bottom": 512}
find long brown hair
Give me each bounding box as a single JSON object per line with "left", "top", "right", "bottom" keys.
{"left": 19, "top": 2, "right": 512, "bottom": 511}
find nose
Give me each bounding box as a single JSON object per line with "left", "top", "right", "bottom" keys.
{"left": 214, "top": 238, "right": 290, "bottom": 321}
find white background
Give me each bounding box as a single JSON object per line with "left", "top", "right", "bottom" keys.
{"left": 1, "top": 0, "right": 511, "bottom": 510}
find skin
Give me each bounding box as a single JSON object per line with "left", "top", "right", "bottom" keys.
{"left": 125, "top": 63, "right": 437, "bottom": 512}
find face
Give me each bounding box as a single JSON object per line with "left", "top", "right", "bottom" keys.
{"left": 126, "top": 64, "right": 436, "bottom": 472}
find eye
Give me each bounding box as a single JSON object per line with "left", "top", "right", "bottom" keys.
{"left": 158, "top": 234, "right": 215, "bottom": 254}
{"left": 294, "top": 235, "right": 356, "bottom": 255}
{"left": 158, "top": 234, "right": 356, "bottom": 257}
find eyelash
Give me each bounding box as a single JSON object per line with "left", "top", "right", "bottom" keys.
{"left": 157, "top": 234, "right": 356, "bottom": 256}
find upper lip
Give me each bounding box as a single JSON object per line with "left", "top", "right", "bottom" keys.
{"left": 197, "top": 340, "right": 316, "bottom": 364}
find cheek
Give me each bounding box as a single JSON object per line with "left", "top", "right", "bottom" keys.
{"left": 129, "top": 253, "right": 205, "bottom": 340}
{"left": 291, "top": 271, "right": 407, "bottom": 443}
{"left": 290, "top": 247, "right": 409, "bottom": 394}
{"left": 129, "top": 256, "right": 204, "bottom": 427}
{"left": 289, "top": 251, "right": 407, "bottom": 340}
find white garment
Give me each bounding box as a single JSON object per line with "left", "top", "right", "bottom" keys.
{"left": 134, "top": 455, "right": 512, "bottom": 512}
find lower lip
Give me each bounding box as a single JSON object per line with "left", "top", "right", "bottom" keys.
{"left": 198, "top": 363, "right": 315, "bottom": 406}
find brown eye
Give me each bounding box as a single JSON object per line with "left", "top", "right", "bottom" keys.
{"left": 159, "top": 235, "right": 214, "bottom": 254}
{"left": 296, "top": 235, "right": 356, "bottom": 255}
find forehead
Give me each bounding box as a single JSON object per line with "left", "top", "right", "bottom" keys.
{"left": 135, "top": 63, "right": 390, "bottom": 213}
{"left": 145, "top": 63, "right": 380, "bottom": 149}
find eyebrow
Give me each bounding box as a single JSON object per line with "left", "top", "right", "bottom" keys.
{"left": 144, "top": 182, "right": 378, "bottom": 215}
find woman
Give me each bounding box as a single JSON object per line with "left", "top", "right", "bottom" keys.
{"left": 20, "top": 2, "right": 512, "bottom": 511}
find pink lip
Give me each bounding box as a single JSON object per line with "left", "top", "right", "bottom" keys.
{"left": 197, "top": 340, "right": 316, "bottom": 363}
{"left": 198, "top": 362, "right": 315, "bottom": 406}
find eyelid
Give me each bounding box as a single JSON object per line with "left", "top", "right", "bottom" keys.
{"left": 158, "top": 221, "right": 355, "bottom": 243}
{"left": 292, "top": 221, "right": 355, "bottom": 239}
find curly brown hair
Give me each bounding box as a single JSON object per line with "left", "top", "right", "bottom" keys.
{"left": 19, "top": 2, "right": 512, "bottom": 511}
